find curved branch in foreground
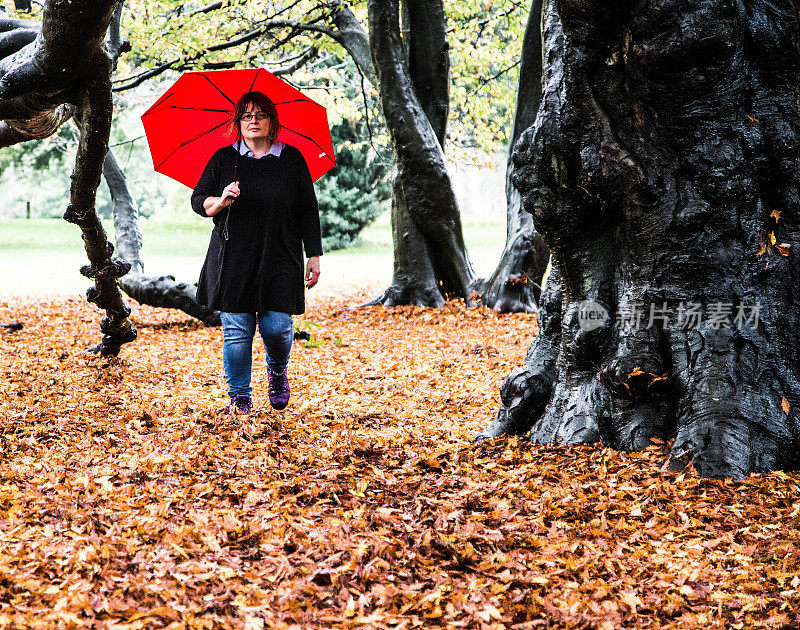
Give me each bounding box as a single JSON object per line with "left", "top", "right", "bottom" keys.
{"left": 66, "top": 66, "right": 136, "bottom": 356}
{"left": 103, "top": 148, "right": 221, "bottom": 326}
{"left": 0, "top": 0, "right": 137, "bottom": 355}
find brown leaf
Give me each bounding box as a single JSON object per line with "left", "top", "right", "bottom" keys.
{"left": 756, "top": 233, "right": 768, "bottom": 257}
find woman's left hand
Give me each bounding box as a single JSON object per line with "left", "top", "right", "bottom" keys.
{"left": 305, "top": 256, "right": 321, "bottom": 289}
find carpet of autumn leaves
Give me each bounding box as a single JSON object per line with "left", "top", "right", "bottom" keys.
{"left": 0, "top": 289, "right": 799, "bottom": 630}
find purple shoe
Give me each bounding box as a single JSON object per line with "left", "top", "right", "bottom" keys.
{"left": 268, "top": 367, "right": 290, "bottom": 410}
{"left": 229, "top": 394, "right": 252, "bottom": 415}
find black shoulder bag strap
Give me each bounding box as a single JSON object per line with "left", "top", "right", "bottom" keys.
{"left": 222, "top": 130, "right": 243, "bottom": 242}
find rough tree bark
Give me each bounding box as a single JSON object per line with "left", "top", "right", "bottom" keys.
{"left": 477, "top": 0, "right": 800, "bottom": 479}
{"left": 367, "top": 0, "right": 478, "bottom": 307}
{"left": 0, "top": 0, "right": 136, "bottom": 356}
{"left": 480, "top": 0, "right": 550, "bottom": 313}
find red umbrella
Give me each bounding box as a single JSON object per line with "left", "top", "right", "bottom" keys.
{"left": 141, "top": 68, "right": 335, "bottom": 188}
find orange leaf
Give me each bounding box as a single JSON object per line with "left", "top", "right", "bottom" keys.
{"left": 769, "top": 232, "right": 777, "bottom": 246}
{"left": 782, "top": 397, "right": 790, "bottom": 415}
{"left": 770, "top": 209, "right": 782, "bottom": 222}
{"left": 776, "top": 243, "right": 791, "bottom": 256}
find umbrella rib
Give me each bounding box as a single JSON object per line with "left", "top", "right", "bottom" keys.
{"left": 153, "top": 119, "right": 231, "bottom": 171}
{"left": 147, "top": 105, "right": 233, "bottom": 115}
{"left": 248, "top": 68, "right": 261, "bottom": 94}
{"left": 194, "top": 73, "right": 237, "bottom": 107}
{"left": 274, "top": 98, "right": 325, "bottom": 108}
{"left": 280, "top": 125, "right": 334, "bottom": 161}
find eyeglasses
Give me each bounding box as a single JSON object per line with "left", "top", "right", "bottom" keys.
{"left": 241, "top": 112, "right": 268, "bottom": 122}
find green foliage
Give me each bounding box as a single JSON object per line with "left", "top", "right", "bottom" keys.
{"left": 292, "top": 319, "right": 327, "bottom": 348}
{"left": 317, "top": 118, "right": 391, "bottom": 252}
{"left": 446, "top": 0, "right": 526, "bottom": 149}
{"left": 293, "top": 319, "right": 344, "bottom": 348}
{"left": 0, "top": 127, "right": 78, "bottom": 219}
{"left": 116, "top": 0, "right": 526, "bottom": 155}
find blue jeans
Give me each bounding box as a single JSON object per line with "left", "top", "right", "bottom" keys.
{"left": 220, "top": 311, "right": 293, "bottom": 398}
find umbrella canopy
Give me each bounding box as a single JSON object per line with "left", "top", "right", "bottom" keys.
{"left": 141, "top": 68, "right": 335, "bottom": 188}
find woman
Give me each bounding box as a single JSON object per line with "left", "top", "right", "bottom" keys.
{"left": 191, "top": 91, "right": 322, "bottom": 414}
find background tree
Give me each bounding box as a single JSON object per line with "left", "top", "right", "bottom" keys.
{"left": 479, "top": 0, "right": 549, "bottom": 313}
{"left": 366, "top": 0, "right": 476, "bottom": 306}
{"left": 477, "top": 0, "right": 800, "bottom": 479}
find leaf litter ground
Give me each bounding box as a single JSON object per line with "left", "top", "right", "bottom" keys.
{"left": 0, "top": 291, "right": 798, "bottom": 629}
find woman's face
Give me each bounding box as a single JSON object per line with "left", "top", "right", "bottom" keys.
{"left": 239, "top": 102, "right": 270, "bottom": 141}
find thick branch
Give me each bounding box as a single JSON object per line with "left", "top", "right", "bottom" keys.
{"left": 64, "top": 63, "right": 137, "bottom": 356}
{"left": 106, "top": 2, "right": 131, "bottom": 68}
{"left": 0, "top": 17, "right": 38, "bottom": 32}
{"left": 103, "top": 149, "right": 142, "bottom": 275}
{"left": 329, "top": 3, "right": 376, "bottom": 86}
{"left": 0, "top": 27, "right": 37, "bottom": 59}
{"left": 405, "top": 0, "right": 449, "bottom": 147}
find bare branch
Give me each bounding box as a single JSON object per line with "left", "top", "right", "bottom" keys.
{"left": 103, "top": 147, "right": 221, "bottom": 325}
{"left": 113, "top": 19, "right": 331, "bottom": 92}
{"left": 188, "top": 1, "right": 224, "bottom": 16}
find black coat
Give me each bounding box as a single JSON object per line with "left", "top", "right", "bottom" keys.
{"left": 191, "top": 145, "right": 323, "bottom": 315}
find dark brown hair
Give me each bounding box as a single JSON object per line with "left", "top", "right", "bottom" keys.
{"left": 227, "top": 91, "right": 280, "bottom": 144}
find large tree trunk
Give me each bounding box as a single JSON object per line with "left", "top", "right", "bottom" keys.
{"left": 0, "top": 0, "right": 137, "bottom": 356}
{"left": 480, "top": 0, "right": 550, "bottom": 313}
{"left": 477, "top": 0, "right": 800, "bottom": 479}
{"left": 367, "top": 0, "right": 478, "bottom": 307}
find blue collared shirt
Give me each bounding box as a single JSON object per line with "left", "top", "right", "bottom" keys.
{"left": 232, "top": 139, "right": 285, "bottom": 158}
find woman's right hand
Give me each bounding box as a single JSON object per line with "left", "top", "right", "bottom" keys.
{"left": 204, "top": 181, "right": 240, "bottom": 216}
{"left": 219, "top": 181, "right": 240, "bottom": 207}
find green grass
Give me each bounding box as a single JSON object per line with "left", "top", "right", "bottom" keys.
{"left": 0, "top": 213, "right": 508, "bottom": 297}
{"left": 0, "top": 218, "right": 211, "bottom": 257}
